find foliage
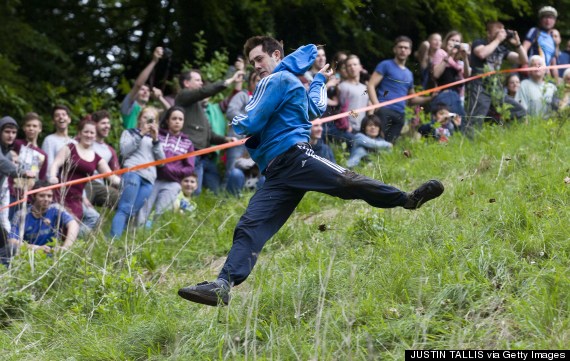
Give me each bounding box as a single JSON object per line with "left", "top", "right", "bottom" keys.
{"left": 1, "top": 118, "right": 568, "bottom": 359}
{"left": 4, "top": 0, "right": 567, "bottom": 123}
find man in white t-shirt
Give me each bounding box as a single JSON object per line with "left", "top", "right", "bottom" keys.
{"left": 337, "top": 55, "right": 369, "bottom": 131}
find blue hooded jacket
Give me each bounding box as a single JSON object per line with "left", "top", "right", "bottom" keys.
{"left": 231, "top": 44, "right": 328, "bottom": 172}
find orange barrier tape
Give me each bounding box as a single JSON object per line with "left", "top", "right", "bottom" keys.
{"left": 2, "top": 63, "right": 568, "bottom": 212}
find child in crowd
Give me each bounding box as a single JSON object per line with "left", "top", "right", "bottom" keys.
{"left": 173, "top": 174, "right": 198, "bottom": 214}
{"left": 346, "top": 115, "right": 393, "bottom": 168}
{"left": 418, "top": 104, "right": 461, "bottom": 143}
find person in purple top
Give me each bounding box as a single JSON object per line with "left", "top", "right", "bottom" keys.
{"left": 137, "top": 106, "right": 195, "bottom": 227}
{"left": 367, "top": 36, "right": 433, "bottom": 143}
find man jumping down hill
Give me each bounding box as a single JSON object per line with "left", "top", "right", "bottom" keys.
{"left": 178, "top": 36, "right": 444, "bottom": 306}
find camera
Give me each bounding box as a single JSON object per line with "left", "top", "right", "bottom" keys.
{"left": 505, "top": 30, "right": 516, "bottom": 41}
{"left": 163, "top": 47, "right": 173, "bottom": 58}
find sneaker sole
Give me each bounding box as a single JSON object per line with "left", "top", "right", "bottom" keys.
{"left": 177, "top": 288, "right": 229, "bottom": 307}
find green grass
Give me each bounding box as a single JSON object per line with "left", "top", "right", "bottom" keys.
{"left": 1, "top": 118, "right": 568, "bottom": 360}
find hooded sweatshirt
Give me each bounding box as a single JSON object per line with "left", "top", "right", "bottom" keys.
{"left": 0, "top": 116, "right": 19, "bottom": 186}
{"left": 230, "top": 45, "right": 328, "bottom": 172}
{"left": 156, "top": 128, "right": 195, "bottom": 182}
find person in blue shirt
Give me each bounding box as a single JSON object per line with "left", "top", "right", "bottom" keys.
{"left": 367, "top": 36, "right": 434, "bottom": 143}
{"left": 178, "top": 36, "right": 444, "bottom": 307}
{"left": 0, "top": 180, "right": 79, "bottom": 265}
{"left": 522, "top": 6, "right": 558, "bottom": 80}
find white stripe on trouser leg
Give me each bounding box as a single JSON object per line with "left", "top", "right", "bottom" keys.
{"left": 298, "top": 144, "right": 345, "bottom": 173}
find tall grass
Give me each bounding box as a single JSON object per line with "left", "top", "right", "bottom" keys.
{"left": 0, "top": 118, "right": 568, "bottom": 360}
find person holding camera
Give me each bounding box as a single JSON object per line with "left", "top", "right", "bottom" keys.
{"left": 121, "top": 47, "right": 171, "bottom": 129}
{"left": 465, "top": 21, "right": 527, "bottom": 136}
{"left": 430, "top": 31, "right": 471, "bottom": 117}
{"left": 110, "top": 107, "right": 165, "bottom": 238}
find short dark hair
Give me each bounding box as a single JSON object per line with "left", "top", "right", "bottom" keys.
{"left": 91, "top": 110, "right": 110, "bottom": 123}
{"left": 394, "top": 36, "right": 413, "bottom": 48}
{"left": 360, "top": 114, "right": 382, "bottom": 134}
{"left": 486, "top": 21, "right": 504, "bottom": 32}
{"left": 52, "top": 105, "right": 70, "bottom": 119}
{"left": 30, "top": 180, "right": 53, "bottom": 200}
{"left": 22, "top": 112, "right": 42, "bottom": 125}
{"left": 178, "top": 69, "right": 202, "bottom": 88}
{"left": 243, "top": 36, "right": 284, "bottom": 61}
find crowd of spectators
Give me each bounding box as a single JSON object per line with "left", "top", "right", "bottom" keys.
{"left": 0, "top": 6, "right": 568, "bottom": 264}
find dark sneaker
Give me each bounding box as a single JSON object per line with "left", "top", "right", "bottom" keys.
{"left": 178, "top": 281, "right": 230, "bottom": 306}
{"left": 403, "top": 180, "right": 444, "bottom": 210}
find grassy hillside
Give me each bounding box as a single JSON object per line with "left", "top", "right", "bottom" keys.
{"left": 1, "top": 118, "right": 568, "bottom": 360}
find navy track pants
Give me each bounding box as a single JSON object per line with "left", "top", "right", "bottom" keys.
{"left": 218, "top": 142, "right": 408, "bottom": 286}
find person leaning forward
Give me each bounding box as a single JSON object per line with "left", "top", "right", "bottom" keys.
{"left": 178, "top": 36, "right": 445, "bottom": 307}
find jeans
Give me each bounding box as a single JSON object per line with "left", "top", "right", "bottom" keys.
{"left": 226, "top": 168, "right": 266, "bottom": 196}
{"left": 346, "top": 133, "right": 392, "bottom": 168}
{"left": 194, "top": 156, "right": 222, "bottom": 196}
{"left": 110, "top": 172, "right": 153, "bottom": 238}
{"left": 137, "top": 179, "right": 181, "bottom": 226}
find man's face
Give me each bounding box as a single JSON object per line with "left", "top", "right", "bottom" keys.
{"left": 53, "top": 109, "right": 71, "bottom": 132}
{"left": 1, "top": 127, "right": 17, "bottom": 146}
{"left": 488, "top": 25, "right": 505, "bottom": 41}
{"left": 137, "top": 85, "right": 151, "bottom": 103}
{"left": 96, "top": 117, "right": 111, "bottom": 139}
{"left": 314, "top": 49, "right": 326, "bottom": 69}
{"left": 345, "top": 57, "right": 362, "bottom": 79}
{"left": 249, "top": 45, "right": 281, "bottom": 79}
{"left": 24, "top": 120, "right": 42, "bottom": 142}
{"left": 34, "top": 190, "right": 53, "bottom": 212}
{"left": 184, "top": 72, "right": 203, "bottom": 90}
{"left": 540, "top": 15, "right": 556, "bottom": 31}
{"left": 310, "top": 123, "right": 323, "bottom": 140}
{"left": 529, "top": 58, "right": 545, "bottom": 82}
{"left": 393, "top": 41, "right": 411, "bottom": 62}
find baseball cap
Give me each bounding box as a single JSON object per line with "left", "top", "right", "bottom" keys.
{"left": 538, "top": 6, "right": 557, "bottom": 18}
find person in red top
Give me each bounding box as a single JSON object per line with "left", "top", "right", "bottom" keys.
{"left": 48, "top": 120, "right": 120, "bottom": 234}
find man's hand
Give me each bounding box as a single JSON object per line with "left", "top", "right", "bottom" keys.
{"left": 494, "top": 29, "right": 508, "bottom": 43}
{"left": 318, "top": 64, "right": 334, "bottom": 81}
{"left": 226, "top": 70, "right": 245, "bottom": 86}
{"left": 509, "top": 31, "right": 522, "bottom": 47}
{"left": 152, "top": 47, "right": 164, "bottom": 63}
{"left": 148, "top": 124, "right": 159, "bottom": 141}
{"left": 151, "top": 87, "right": 164, "bottom": 99}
